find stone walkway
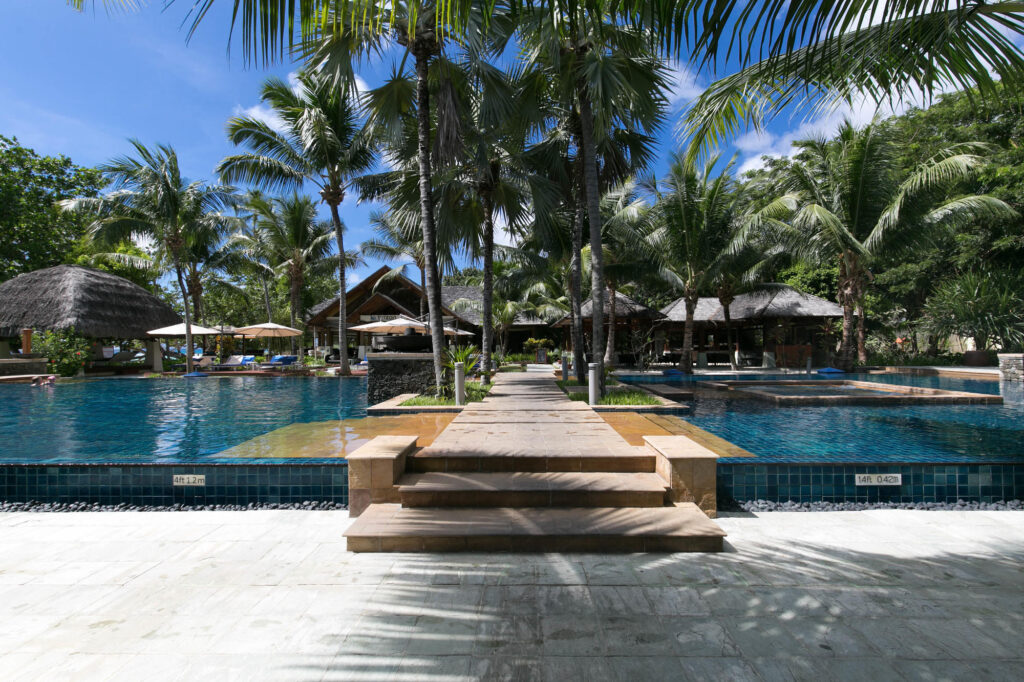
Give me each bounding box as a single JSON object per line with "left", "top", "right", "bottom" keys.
{"left": 1, "top": 509, "right": 1023, "bottom": 680}
{"left": 420, "top": 373, "right": 646, "bottom": 462}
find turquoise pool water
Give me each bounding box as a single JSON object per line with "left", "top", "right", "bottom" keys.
{"left": 0, "top": 377, "right": 366, "bottom": 464}
{"left": 623, "top": 373, "right": 1024, "bottom": 464}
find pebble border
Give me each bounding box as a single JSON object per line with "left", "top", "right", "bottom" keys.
{"left": 0, "top": 500, "right": 347, "bottom": 513}
{"left": 731, "top": 499, "right": 1024, "bottom": 512}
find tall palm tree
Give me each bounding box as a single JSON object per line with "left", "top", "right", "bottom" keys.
{"left": 240, "top": 193, "right": 336, "bottom": 353}
{"left": 218, "top": 69, "right": 373, "bottom": 375}
{"left": 646, "top": 153, "right": 739, "bottom": 373}
{"left": 60, "top": 140, "right": 236, "bottom": 374}
{"left": 518, "top": 6, "right": 669, "bottom": 390}
{"left": 757, "top": 119, "right": 1016, "bottom": 369}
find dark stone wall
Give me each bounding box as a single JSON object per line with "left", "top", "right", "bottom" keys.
{"left": 0, "top": 359, "right": 48, "bottom": 376}
{"left": 367, "top": 354, "right": 435, "bottom": 405}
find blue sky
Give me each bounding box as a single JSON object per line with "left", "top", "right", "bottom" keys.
{"left": 2, "top": 2, "right": 925, "bottom": 288}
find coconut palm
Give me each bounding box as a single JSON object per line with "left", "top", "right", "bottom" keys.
{"left": 646, "top": 153, "right": 740, "bottom": 373}
{"left": 239, "top": 193, "right": 338, "bottom": 353}
{"left": 218, "top": 69, "right": 373, "bottom": 375}
{"left": 757, "top": 119, "right": 1017, "bottom": 369}
{"left": 60, "top": 140, "right": 236, "bottom": 374}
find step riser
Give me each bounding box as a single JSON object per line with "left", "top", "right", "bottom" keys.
{"left": 401, "top": 490, "right": 667, "bottom": 508}
{"left": 347, "top": 535, "right": 724, "bottom": 553}
{"left": 408, "top": 455, "right": 657, "bottom": 474}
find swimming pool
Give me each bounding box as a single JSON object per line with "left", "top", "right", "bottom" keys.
{"left": 0, "top": 377, "right": 367, "bottom": 464}
{"left": 621, "top": 372, "right": 1024, "bottom": 464}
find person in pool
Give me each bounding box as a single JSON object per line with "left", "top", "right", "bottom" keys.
{"left": 31, "top": 375, "right": 56, "bottom": 387}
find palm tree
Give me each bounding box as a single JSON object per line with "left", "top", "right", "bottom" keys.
{"left": 218, "top": 69, "right": 373, "bottom": 375}
{"left": 60, "top": 140, "right": 236, "bottom": 374}
{"left": 757, "top": 119, "right": 1016, "bottom": 369}
{"left": 361, "top": 207, "right": 460, "bottom": 318}
{"left": 646, "top": 153, "right": 740, "bottom": 373}
{"left": 518, "top": 7, "right": 669, "bottom": 390}
{"left": 240, "top": 193, "right": 336, "bottom": 353}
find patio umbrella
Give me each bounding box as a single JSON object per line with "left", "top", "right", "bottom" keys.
{"left": 233, "top": 322, "right": 302, "bottom": 337}
{"left": 443, "top": 326, "right": 474, "bottom": 337}
{"left": 348, "top": 316, "right": 428, "bottom": 334}
{"left": 147, "top": 323, "right": 222, "bottom": 336}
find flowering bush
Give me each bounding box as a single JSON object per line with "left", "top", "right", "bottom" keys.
{"left": 31, "top": 330, "right": 92, "bottom": 377}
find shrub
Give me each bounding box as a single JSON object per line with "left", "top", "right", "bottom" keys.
{"left": 523, "top": 338, "right": 555, "bottom": 352}
{"left": 31, "top": 330, "right": 92, "bottom": 377}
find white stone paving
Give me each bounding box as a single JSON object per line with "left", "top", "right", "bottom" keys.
{"left": 0, "top": 510, "right": 1023, "bottom": 680}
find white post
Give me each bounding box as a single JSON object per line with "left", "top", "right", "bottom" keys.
{"left": 588, "top": 362, "right": 598, "bottom": 406}
{"left": 147, "top": 340, "right": 163, "bottom": 373}
{"left": 806, "top": 356, "right": 812, "bottom": 374}
{"left": 561, "top": 352, "right": 569, "bottom": 381}
{"left": 455, "top": 361, "right": 466, "bottom": 406}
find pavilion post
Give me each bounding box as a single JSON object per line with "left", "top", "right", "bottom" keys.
{"left": 20, "top": 329, "right": 32, "bottom": 354}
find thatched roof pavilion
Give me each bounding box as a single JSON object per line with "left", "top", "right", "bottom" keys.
{"left": 0, "top": 265, "right": 181, "bottom": 338}
{"left": 552, "top": 290, "right": 666, "bottom": 327}
{"left": 660, "top": 287, "right": 842, "bottom": 323}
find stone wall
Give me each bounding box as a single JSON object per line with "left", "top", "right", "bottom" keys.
{"left": 0, "top": 358, "right": 48, "bottom": 376}
{"left": 998, "top": 353, "right": 1024, "bottom": 382}
{"left": 366, "top": 353, "right": 436, "bottom": 405}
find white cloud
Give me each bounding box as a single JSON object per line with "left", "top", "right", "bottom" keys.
{"left": 493, "top": 211, "right": 517, "bottom": 248}
{"left": 665, "top": 61, "right": 703, "bottom": 108}
{"left": 232, "top": 103, "right": 285, "bottom": 133}
{"left": 347, "top": 271, "right": 363, "bottom": 286}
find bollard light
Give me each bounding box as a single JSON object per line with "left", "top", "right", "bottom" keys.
{"left": 588, "top": 362, "right": 598, "bottom": 406}
{"left": 455, "top": 361, "right": 466, "bottom": 406}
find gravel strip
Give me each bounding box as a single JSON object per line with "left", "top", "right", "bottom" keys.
{"left": 0, "top": 500, "right": 347, "bottom": 513}
{"left": 732, "top": 499, "right": 1024, "bottom": 512}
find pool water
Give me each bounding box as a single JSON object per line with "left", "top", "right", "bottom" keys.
{"left": 0, "top": 377, "right": 368, "bottom": 464}
{"left": 624, "top": 373, "right": 1024, "bottom": 464}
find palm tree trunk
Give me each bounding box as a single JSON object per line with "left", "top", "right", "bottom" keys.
{"left": 260, "top": 274, "right": 272, "bottom": 322}
{"left": 856, "top": 300, "right": 867, "bottom": 365}
{"left": 723, "top": 301, "right": 737, "bottom": 370}
{"left": 174, "top": 262, "right": 194, "bottom": 374}
{"left": 680, "top": 294, "right": 697, "bottom": 373}
{"left": 481, "top": 192, "right": 495, "bottom": 385}
{"left": 577, "top": 89, "right": 605, "bottom": 395}
{"left": 840, "top": 300, "right": 856, "bottom": 371}
{"left": 570, "top": 198, "right": 586, "bottom": 383}
{"left": 415, "top": 51, "right": 446, "bottom": 393}
{"left": 289, "top": 278, "right": 301, "bottom": 356}
{"left": 189, "top": 274, "right": 203, "bottom": 325}
{"left": 604, "top": 283, "right": 616, "bottom": 367}
{"left": 418, "top": 265, "right": 426, "bottom": 319}
{"left": 329, "top": 203, "right": 350, "bottom": 376}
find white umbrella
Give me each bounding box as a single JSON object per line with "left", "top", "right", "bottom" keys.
{"left": 147, "top": 323, "right": 222, "bottom": 336}
{"left": 443, "top": 326, "right": 474, "bottom": 337}
{"left": 348, "top": 316, "right": 428, "bottom": 334}
{"left": 234, "top": 322, "right": 303, "bottom": 337}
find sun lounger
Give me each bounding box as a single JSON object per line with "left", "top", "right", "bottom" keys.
{"left": 210, "top": 355, "right": 254, "bottom": 371}
{"left": 258, "top": 355, "right": 298, "bottom": 369}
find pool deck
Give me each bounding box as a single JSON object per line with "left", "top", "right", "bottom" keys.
{"left": 0, "top": 509, "right": 1022, "bottom": 680}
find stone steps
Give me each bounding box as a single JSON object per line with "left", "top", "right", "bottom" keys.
{"left": 406, "top": 452, "right": 657, "bottom": 474}
{"left": 344, "top": 503, "right": 726, "bottom": 552}
{"left": 397, "top": 472, "right": 669, "bottom": 508}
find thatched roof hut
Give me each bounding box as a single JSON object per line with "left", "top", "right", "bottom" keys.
{"left": 552, "top": 290, "right": 665, "bottom": 327}
{"left": 0, "top": 265, "right": 181, "bottom": 338}
{"left": 660, "top": 287, "right": 842, "bottom": 322}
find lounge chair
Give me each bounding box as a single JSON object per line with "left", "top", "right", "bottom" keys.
{"left": 258, "top": 355, "right": 298, "bottom": 370}
{"left": 194, "top": 356, "right": 215, "bottom": 369}
{"left": 210, "top": 355, "right": 254, "bottom": 371}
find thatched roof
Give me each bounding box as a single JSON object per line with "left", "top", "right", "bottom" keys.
{"left": 553, "top": 290, "right": 665, "bottom": 326}
{"left": 0, "top": 265, "right": 181, "bottom": 338}
{"left": 661, "top": 287, "right": 843, "bottom": 323}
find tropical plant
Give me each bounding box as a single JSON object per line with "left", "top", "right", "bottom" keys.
{"left": 924, "top": 268, "right": 1024, "bottom": 352}
{"left": 516, "top": 2, "right": 670, "bottom": 391}
{"left": 218, "top": 69, "right": 373, "bottom": 375}
{"left": 239, "top": 193, "right": 336, "bottom": 352}
{"left": 445, "top": 343, "right": 480, "bottom": 376}
{"left": 60, "top": 141, "right": 236, "bottom": 374}
{"left": 32, "top": 329, "right": 92, "bottom": 377}
{"left": 646, "top": 153, "right": 741, "bottom": 372}
{"left": 755, "top": 119, "right": 1017, "bottom": 369}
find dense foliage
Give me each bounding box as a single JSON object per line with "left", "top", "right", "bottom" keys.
{"left": 0, "top": 136, "right": 105, "bottom": 282}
